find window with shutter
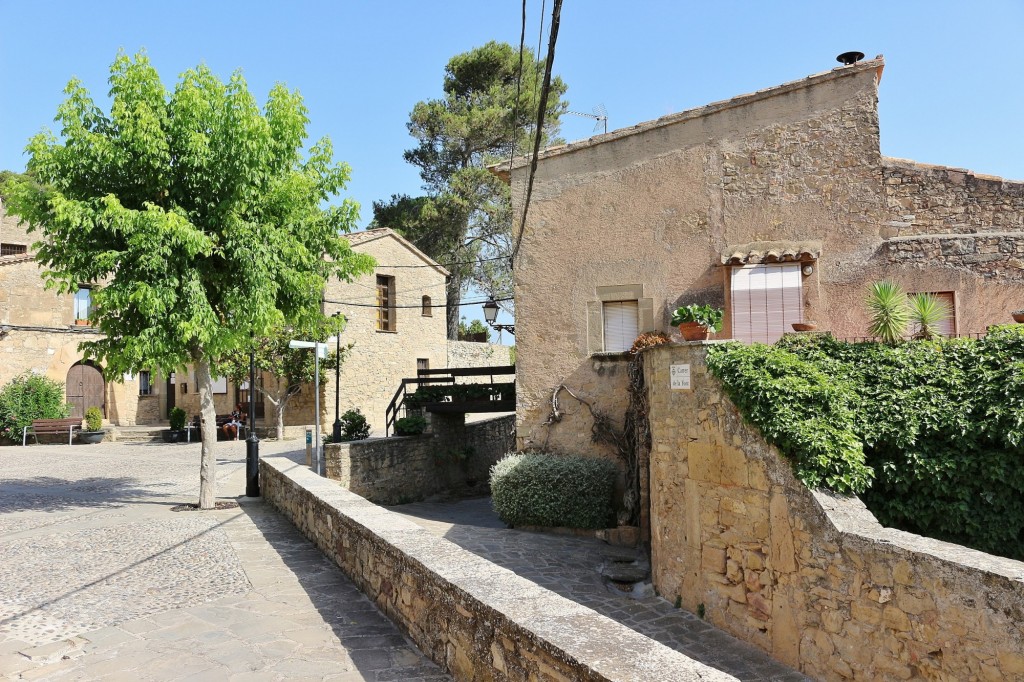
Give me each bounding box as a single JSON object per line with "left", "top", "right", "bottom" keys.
{"left": 603, "top": 301, "right": 639, "bottom": 353}
{"left": 731, "top": 264, "right": 803, "bottom": 344}
{"left": 377, "top": 275, "right": 396, "bottom": 331}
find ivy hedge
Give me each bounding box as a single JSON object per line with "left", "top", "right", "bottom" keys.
{"left": 706, "top": 326, "right": 1024, "bottom": 559}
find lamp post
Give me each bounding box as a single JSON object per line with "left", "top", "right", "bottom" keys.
{"left": 332, "top": 312, "right": 342, "bottom": 443}
{"left": 245, "top": 339, "right": 260, "bottom": 497}
{"left": 482, "top": 299, "right": 515, "bottom": 336}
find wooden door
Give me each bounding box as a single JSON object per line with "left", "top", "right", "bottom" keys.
{"left": 67, "top": 363, "right": 105, "bottom": 419}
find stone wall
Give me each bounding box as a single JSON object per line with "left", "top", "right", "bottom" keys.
{"left": 324, "top": 414, "right": 514, "bottom": 504}
{"left": 644, "top": 342, "right": 1024, "bottom": 680}
{"left": 883, "top": 158, "right": 1024, "bottom": 236}
{"left": 885, "top": 232, "right": 1024, "bottom": 282}
{"left": 259, "top": 455, "right": 737, "bottom": 682}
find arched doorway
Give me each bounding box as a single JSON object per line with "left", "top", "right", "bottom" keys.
{"left": 67, "top": 362, "right": 105, "bottom": 420}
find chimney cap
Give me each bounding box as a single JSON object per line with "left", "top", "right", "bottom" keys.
{"left": 836, "top": 51, "right": 865, "bottom": 66}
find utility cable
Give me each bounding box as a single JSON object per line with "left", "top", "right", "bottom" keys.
{"left": 510, "top": 0, "right": 563, "bottom": 263}
{"left": 323, "top": 296, "right": 511, "bottom": 310}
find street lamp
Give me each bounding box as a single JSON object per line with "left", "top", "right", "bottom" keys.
{"left": 482, "top": 298, "right": 515, "bottom": 336}
{"left": 332, "top": 312, "right": 343, "bottom": 443}
{"left": 245, "top": 339, "right": 260, "bottom": 497}
{"left": 289, "top": 337, "right": 333, "bottom": 476}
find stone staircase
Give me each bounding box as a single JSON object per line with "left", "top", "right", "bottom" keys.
{"left": 111, "top": 424, "right": 172, "bottom": 443}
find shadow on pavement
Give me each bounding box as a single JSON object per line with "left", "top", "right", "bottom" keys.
{"left": 0, "top": 476, "right": 159, "bottom": 514}
{"left": 235, "top": 496, "right": 450, "bottom": 681}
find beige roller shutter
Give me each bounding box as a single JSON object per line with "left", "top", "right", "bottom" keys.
{"left": 603, "top": 301, "right": 639, "bottom": 352}
{"left": 731, "top": 264, "right": 803, "bottom": 344}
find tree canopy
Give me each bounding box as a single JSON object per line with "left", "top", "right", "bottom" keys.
{"left": 373, "top": 41, "right": 567, "bottom": 337}
{"left": 2, "top": 51, "right": 374, "bottom": 506}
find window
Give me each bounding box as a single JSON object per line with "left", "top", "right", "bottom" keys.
{"left": 73, "top": 287, "right": 92, "bottom": 322}
{"left": 602, "top": 301, "right": 639, "bottom": 353}
{"left": 909, "top": 291, "right": 956, "bottom": 337}
{"left": 586, "top": 284, "right": 654, "bottom": 354}
{"left": 138, "top": 371, "right": 152, "bottom": 396}
{"left": 212, "top": 376, "right": 228, "bottom": 394}
{"left": 417, "top": 358, "right": 429, "bottom": 373}
{"left": 422, "top": 295, "right": 432, "bottom": 317}
{"left": 0, "top": 243, "right": 27, "bottom": 256}
{"left": 377, "top": 275, "right": 396, "bottom": 331}
{"left": 731, "top": 264, "right": 803, "bottom": 344}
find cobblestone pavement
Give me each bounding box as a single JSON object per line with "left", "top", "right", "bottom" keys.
{"left": 0, "top": 440, "right": 448, "bottom": 681}
{"left": 390, "top": 498, "right": 808, "bottom": 682}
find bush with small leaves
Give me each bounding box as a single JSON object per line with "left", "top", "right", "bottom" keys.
{"left": 0, "top": 373, "right": 70, "bottom": 442}
{"left": 490, "top": 452, "right": 617, "bottom": 529}
{"left": 340, "top": 408, "right": 370, "bottom": 441}
{"left": 395, "top": 415, "right": 427, "bottom": 436}
{"left": 169, "top": 406, "right": 187, "bottom": 431}
{"left": 84, "top": 406, "right": 104, "bottom": 432}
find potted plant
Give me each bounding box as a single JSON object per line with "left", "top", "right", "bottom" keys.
{"left": 163, "top": 406, "right": 188, "bottom": 442}
{"left": 671, "top": 304, "right": 724, "bottom": 341}
{"left": 395, "top": 415, "right": 428, "bottom": 436}
{"left": 1012, "top": 309, "right": 1024, "bottom": 324}
{"left": 78, "top": 406, "right": 106, "bottom": 444}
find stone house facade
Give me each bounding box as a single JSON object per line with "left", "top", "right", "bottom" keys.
{"left": 0, "top": 211, "right": 509, "bottom": 434}
{"left": 497, "top": 56, "right": 1024, "bottom": 460}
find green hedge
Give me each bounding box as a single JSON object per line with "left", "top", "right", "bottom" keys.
{"left": 490, "top": 453, "right": 617, "bottom": 529}
{"left": 706, "top": 327, "right": 1024, "bottom": 559}
{"left": 0, "top": 373, "right": 70, "bottom": 442}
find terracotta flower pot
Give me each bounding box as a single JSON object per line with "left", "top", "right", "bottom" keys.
{"left": 677, "top": 322, "right": 710, "bottom": 341}
{"left": 1012, "top": 312, "right": 1024, "bottom": 324}
{"left": 792, "top": 322, "right": 818, "bottom": 332}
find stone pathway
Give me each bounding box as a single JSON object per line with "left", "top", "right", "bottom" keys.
{"left": 390, "top": 498, "right": 808, "bottom": 682}
{"left": 0, "top": 440, "right": 448, "bottom": 681}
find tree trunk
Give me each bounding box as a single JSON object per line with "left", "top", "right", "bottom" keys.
{"left": 446, "top": 275, "right": 462, "bottom": 340}
{"left": 275, "top": 399, "right": 286, "bottom": 441}
{"left": 195, "top": 357, "right": 218, "bottom": 509}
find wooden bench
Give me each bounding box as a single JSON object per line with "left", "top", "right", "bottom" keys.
{"left": 23, "top": 417, "right": 82, "bottom": 446}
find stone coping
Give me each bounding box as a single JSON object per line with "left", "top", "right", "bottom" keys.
{"left": 260, "top": 456, "right": 738, "bottom": 682}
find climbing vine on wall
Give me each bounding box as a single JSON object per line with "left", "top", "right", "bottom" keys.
{"left": 706, "top": 327, "right": 1024, "bottom": 560}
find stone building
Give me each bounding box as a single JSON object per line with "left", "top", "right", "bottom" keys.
{"left": 496, "top": 56, "right": 1024, "bottom": 459}
{"left": 0, "top": 209, "right": 509, "bottom": 434}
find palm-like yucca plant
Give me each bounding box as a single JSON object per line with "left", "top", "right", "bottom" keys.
{"left": 866, "top": 281, "right": 910, "bottom": 344}
{"left": 908, "top": 293, "right": 951, "bottom": 340}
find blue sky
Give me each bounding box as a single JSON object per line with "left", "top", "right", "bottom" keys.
{"left": 2, "top": 1, "right": 1022, "bottom": 324}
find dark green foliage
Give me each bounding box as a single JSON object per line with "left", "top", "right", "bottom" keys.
{"left": 707, "top": 328, "right": 1024, "bottom": 559}
{"left": 490, "top": 453, "right": 617, "bottom": 529}
{"left": 169, "top": 406, "right": 187, "bottom": 431}
{"left": 404, "top": 382, "right": 513, "bottom": 408}
{"left": 395, "top": 415, "right": 427, "bottom": 436}
{"left": 84, "top": 406, "right": 103, "bottom": 432}
{"left": 340, "top": 408, "right": 370, "bottom": 441}
{"left": 458, "top": 317, "right": 491, "bottom": 342}
{"left": 0, "top": 373, "right": 70, "bottom": 442}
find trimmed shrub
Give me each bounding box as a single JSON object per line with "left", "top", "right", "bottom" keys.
{"left": 490, "top": 452, "right": 617, "bottom": 529}
{"left": 340, "top": 408, "right": 370, "bottom": 441}
{"left": 169, "top": 406, "right": 187, "bottom": 431}
{"left": 0, "top": 372, "right": 70, "bottom": 442}
{"left": 84, "top": 406, "right": 104, "bottom": 432}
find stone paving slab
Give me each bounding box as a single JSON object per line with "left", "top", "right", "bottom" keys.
{"left": 0, "top": 440, "right": 448, "bottom": 681}
{"left": 390, "top": 497, "right": 809, "bottom": 682}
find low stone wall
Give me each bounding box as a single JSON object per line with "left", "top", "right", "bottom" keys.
{"left": 260, "top": 456, "right": 736, "bottom": 682}
{"left": 885, "top": 232, "right": 1024, "bottom": 280}
{"left": 447, "top": 340, "right": 513, "bottom": 370}
{"left": 644, "top": 343, "right": 1024, "bottom": 680}
{"left": 324, "top": 414, "right": 514, "bottom": 504}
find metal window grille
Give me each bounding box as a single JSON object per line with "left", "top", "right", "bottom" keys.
{"left": 138, "top": 371, "right": 152, "bottom": 396}
{"left": 0, "top": 243, "right": 27, "bottom": 256}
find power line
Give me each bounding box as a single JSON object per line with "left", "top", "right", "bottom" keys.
{"left": 323, "top": 296, "right": 512, "bottom": 310}
{"left": 366, "top": 253, "right": 508, "bottom": 269}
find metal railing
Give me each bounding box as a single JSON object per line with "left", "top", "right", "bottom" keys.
{"left": 384, "top": 364, "right": 515, "bottom": 436}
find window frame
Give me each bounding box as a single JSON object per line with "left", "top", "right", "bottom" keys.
{"left": 376, "top": 275, "right": 397, "bottom": 332}
{"left": 729, "top": 263, "right": 803, "bottom": 344}
{"left": 138, "top": 370, "right": 152, "bottom": 396}
{"left": 586, "top": 284, "right": 654, "bottom": 355}
{"left": 908, "top": 290, "right": 957, "bottom": 338}
{"left": 73, "top": 286, "right": 92, "bottom": 323}
{"left": 421, "top": 295, "right": 432, "bottom": 317}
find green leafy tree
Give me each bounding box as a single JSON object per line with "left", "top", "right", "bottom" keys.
{"left": 373, "top": 41, "right": 568, "bottom": 338}
{"left": 219, "top": 318, "right": 350, "bottom": 441}
{"left": 2, "top": 51, "right": 374, "bottom": 507}
{"left": 458, "top": 316, "right": 491, "bottom": 342}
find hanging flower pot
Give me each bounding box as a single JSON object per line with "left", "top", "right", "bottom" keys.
{"left": 792, "top": 322, "right": 818, "bottom": 332}
{"left": 1012, "top": 310, "right": 1024, "bottom": 324}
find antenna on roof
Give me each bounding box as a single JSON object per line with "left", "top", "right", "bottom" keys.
{"left": 567, "top": 104, "right": 608, "bottom": 135}
{"left": 836, "top": 51, "right": 865, "bottom": 66}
